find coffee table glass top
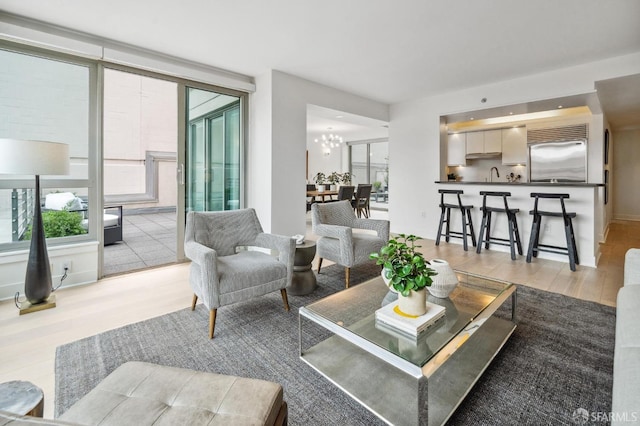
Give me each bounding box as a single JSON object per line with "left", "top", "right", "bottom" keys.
{"left": 300, "top": 271, "right": 514, "bottom": 368}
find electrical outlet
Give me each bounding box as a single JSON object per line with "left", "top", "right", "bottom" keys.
{"left": 61, "top": 261, "right": 72, "bottom": 273}
{"left": 544, "top": 224, "right": 551, "bottom": 233}
{"left": 421, "top": 211, "right": 427, "bottom": 218}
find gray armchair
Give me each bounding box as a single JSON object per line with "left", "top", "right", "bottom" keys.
{"left": 311, "top": 200, "right": 389, "bottom": 288}
{"left": 184, "top": 209, "right": 295, "bottom": 338}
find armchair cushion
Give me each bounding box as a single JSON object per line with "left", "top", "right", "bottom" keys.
{"left": 44, "top": 192, "right": 82, "bottom": 211}
{"left": 218, "top": 251, "right": 286, "bottom": 295}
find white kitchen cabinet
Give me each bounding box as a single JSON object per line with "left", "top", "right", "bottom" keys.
{"left": 465, "top": 130, "right": 502, "bottom": 154}
{"left": 447, "top": 133, "right": 466, "bottom": 166}
{"left": 484, "top": 130, "right": 502, "bottom": 153}
{"left": 466, "top": 132, "right": 484, "bottom": 154}
{"left": 501, "top": 127, "right": 527, "bottom": 165}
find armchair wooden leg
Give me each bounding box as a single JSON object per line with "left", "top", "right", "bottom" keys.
{"left": 191, "top": 294, "right": 198, "bottom": 311}
{"left": 209, "top": 309, "right": 217, "bottom": 339}
{"left": 280, "top": 289, "right": 290, "bottom": 311}
{"left": 317, "top": 257, "right": 323, "bottom": 274}
{"left": 345, "top": 267, "right": 350, "bottom": 288}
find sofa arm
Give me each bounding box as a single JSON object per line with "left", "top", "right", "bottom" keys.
{"left": 624, "top": 248, "right": 640, "bottom": 286}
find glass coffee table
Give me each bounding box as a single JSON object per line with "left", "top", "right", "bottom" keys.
{"left": 299, "top": 271, "right": 517, "bottom": 426}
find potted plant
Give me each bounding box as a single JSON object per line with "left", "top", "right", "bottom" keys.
{"left": 341, "top": 172, "right": 353, "bottom": 186}
{"left": 327, "top": 172, "right": 341, "bottom": 191}
{"left": 373, "top": 181, "right": 382, "bottom": 192}
{"left": 313, "top": 172, "right": 326, "bottom": 192}
{"left": 370, "top": 234, "right": 437, "bottom": 316}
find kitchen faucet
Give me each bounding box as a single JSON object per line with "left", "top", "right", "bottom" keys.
{"left": 490, "top": 167, "right": 500, "bottom": 182}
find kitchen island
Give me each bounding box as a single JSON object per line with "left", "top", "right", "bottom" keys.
{"left": 435, "top": 181, "right": 605, "bottom": 268}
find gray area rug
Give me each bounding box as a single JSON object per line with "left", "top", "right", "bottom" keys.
{"left": 55, "top": 264, "right": 615, "bottom": 425}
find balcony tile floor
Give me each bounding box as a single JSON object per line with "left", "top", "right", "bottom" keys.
{"left": 103, "top": 212, "right": 177, "bottom": 276}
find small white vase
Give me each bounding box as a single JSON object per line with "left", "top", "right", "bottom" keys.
{"left": 398, "top": 289, "right": 427, "bottom": 316}
{"left": 428, "top": 259, "right": 458, "bottom": 298}
{"left": 317, "top": 184, "right": 325, "bottom": 193}
{"left": 381, "top": 268, "right": 397, "bottom": 293}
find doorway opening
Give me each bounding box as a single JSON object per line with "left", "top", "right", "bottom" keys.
{"left": 102, "top": 68, "right": 178, "bottom": 276}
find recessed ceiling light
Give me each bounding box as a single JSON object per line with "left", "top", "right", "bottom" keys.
{"left": 336, "top": 115, "right": 343, "bottom": 119}
{"left": 509, "top": 112, "right": 514, "bottom": 115}
{"left": 469, "top": 117, "right": 475, "bottom": 120}
{"left": 558, "top": 105, "right": 563, "bottom": 109}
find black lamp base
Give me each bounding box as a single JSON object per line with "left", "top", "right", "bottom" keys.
{"left": 24, "top": 175, "right": 53, "bottom": 305}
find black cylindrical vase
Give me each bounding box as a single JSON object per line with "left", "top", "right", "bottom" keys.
{"left": 24, "top": 176, "right": 52, "bottom": 304}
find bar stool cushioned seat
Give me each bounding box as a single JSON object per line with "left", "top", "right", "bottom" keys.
{"left": 526, "top": 192, "right": 579, "bottom": 271}
{"left": 476, "top": 191, "right": 522, "bottom": 260}
{"left": 436, "top": 189, "right": 476, "bottom": 251}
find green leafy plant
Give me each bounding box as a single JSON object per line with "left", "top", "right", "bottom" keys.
{"left": 373, "top": 181, "right": 382, "bottom": 191}
{"left": 313, "top": 172, "right": 326, "bottom": 185}
{"left": 24, "top": 210, "right": 87, "bottom": 239}
{"left": 341, "top": 172, "right": 353, "bottom": 185}
{"left": 327, "top": 172, "right": 342, "bottom": 185}
{"left": 370, "top": 234, "right": 437, "bottom": 296}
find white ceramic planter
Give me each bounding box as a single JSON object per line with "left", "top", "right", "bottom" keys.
{"left": 397, "top": 289, "right": 427, "bottom": 316}
{"left": 428, "top": 259, "right": 459, "bottom": 298}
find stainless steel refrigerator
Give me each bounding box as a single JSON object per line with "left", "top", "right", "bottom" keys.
{"left": 528, "top": 140, "right": 587, "bottom": 182}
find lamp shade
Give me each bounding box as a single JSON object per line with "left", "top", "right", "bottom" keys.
{"left": 0, "top": 139, "right": 69, "bottom": 175}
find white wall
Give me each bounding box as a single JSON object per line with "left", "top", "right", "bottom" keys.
{"left": 0, "top": 242, "right": 98, "bottom": 302}
{"left": 390, "top": 51, "right": 640, "bottom": 250}
{"left": 249, "top": 70, "right": 389, "bottom": 235}
{"left": 613, "top": 128, "right": 640, "bottom": 221}
{"left": 306, "top": 139, "right": 344, "bottom": 184}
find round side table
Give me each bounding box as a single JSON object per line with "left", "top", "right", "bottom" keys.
{"left": 0, "top": 380, "right": 44, "bottom": 417}
{"left": 289, "top": 241, "right": 317, "bottom": 295}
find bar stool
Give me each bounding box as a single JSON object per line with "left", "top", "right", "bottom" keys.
{"left": 526, "top": 192, "right": 579, "bottom": 271}
{"left": 436, "top": 189, "right": 476, "bottom": 251}
{"left": 476, "top": 191, "right": 522, "bottom": 260}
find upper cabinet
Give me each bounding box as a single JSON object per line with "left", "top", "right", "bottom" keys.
{"left": 447, "top": 133, "right": 466, "bottom": 166}
{"left": 484, "top": 130, "right": 502, "bottom": 153}
{"left": 465, "top": 130, "right": 502, "bottom": 154}
{"left": 501, "top": 127, "right": 527, "bottom": 165}
{"left": 465, "top": 132, "right": 484, "bottom": 154}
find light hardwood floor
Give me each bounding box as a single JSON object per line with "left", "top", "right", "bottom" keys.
{"left": 0, "top": 219, "right": 636, "bottom": 418}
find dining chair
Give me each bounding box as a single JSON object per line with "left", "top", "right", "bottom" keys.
{"left": 352, "top": 184, "right": 373, "bottom": 218}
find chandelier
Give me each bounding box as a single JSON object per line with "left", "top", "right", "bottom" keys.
{"left": 314, "top": 133, "right": 344, "bottom": 149}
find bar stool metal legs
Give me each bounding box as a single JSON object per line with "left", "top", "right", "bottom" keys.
{"left": 476, "top": 191, "right": 522, "bottom": 260}
{"left": 526, "top": 192, "right": 579, "bottom": 271}
{"left": 436, "top": 189, "right": 476, "bottom": 251}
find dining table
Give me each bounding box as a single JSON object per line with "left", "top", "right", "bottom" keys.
{"left": 306, "top": 189, "right": 338, "bottom": 203}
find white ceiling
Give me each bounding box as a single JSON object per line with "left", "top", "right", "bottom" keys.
{"left": 306, "top": 105, "right": 388, "bottom": 144}
{"left": 1, "top": 0, "right": 639, "bottom": 134}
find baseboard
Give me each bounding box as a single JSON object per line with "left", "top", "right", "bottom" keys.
{"left": 613, "top": 214, "right": 640, "bottom": 222}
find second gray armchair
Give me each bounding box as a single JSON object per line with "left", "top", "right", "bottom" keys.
{"left": 184, "top": 208, "right": 295, "bottom": 338}
{"left": 311, "top": 200, "right": 390, "bottom": 288}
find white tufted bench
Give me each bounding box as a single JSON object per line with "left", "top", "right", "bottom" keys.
{"left": 0, "top": 362, "right": 287, "bottom": 426}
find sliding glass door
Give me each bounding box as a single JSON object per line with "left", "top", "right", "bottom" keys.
{"left": 186, "top": 87, "right": 241, "bottom": 212}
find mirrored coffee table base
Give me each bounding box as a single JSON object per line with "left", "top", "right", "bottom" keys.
{"left": 299, "top": 271, "right": 517, "bottom": 426}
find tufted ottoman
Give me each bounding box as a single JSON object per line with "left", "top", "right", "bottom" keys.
{"left": 58, "top": 362, "right": 287, "bottom": 426}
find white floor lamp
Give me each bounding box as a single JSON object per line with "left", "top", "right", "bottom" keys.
{"left": 0, "top": 139, "right": 69, "bottom": 313}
